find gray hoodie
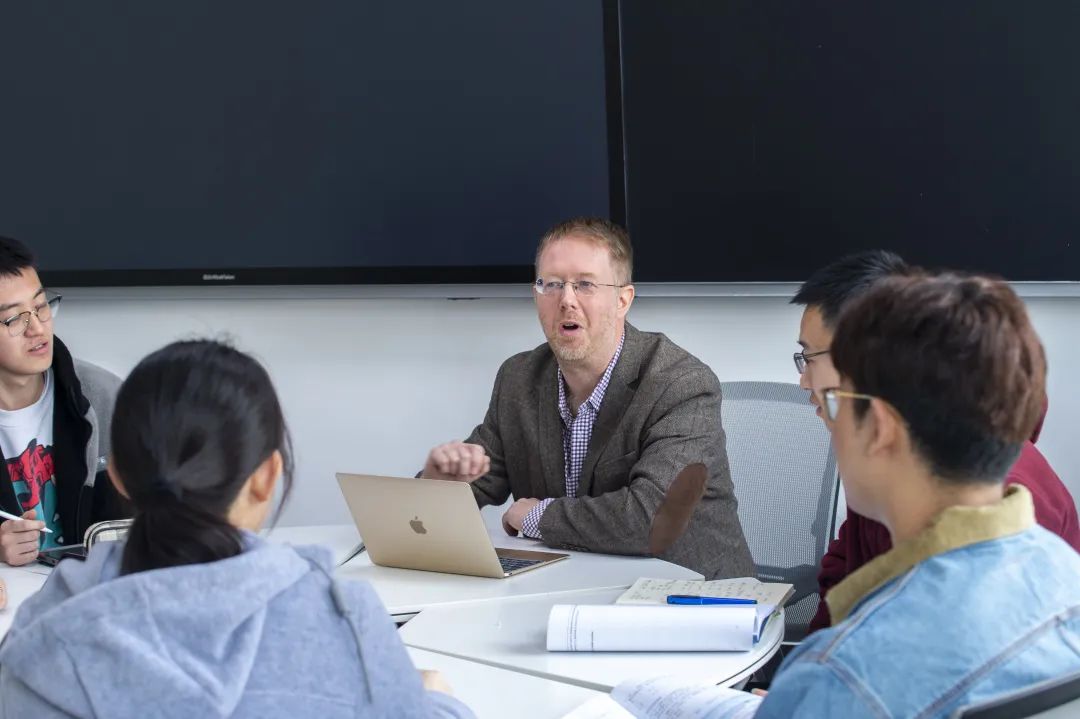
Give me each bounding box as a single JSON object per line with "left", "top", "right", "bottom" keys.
{"left": 0, "top": 536, "right": 473, "bottom": 719}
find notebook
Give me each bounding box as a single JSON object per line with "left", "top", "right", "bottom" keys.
{"left": 615, "top": 577, "right": 794, "bottom": 607}
{"left": 561, "top": 676, "right": 762, "bottom": 719}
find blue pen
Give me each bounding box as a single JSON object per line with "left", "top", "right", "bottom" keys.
{"left": 666, "top": 595, "right": 757, "bottom": 606}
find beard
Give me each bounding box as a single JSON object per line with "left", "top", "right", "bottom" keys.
{"left": 547, "top": 314, "right": 617, "bottom": 364}
{"left": 550, "top": 336, "right": 591, "bottom": 362}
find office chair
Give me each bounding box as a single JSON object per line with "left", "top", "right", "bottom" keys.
{"left": 954, "top": 671, "right": 1080, "bottom": 718}
{"left": 720, "top": 381, "right": 841, "bottom": 643}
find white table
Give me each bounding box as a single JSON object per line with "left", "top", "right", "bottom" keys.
{"left": 0, "top": 509, "right": 700, "bottom": 639}
{"left": 267, "top": 505, "right": 701, "bottom": 618}
{"left": 399, "top": 587, "right": 785, "bottom": 692}
{"left": 0, "top": 514, "right": 768, "bottom": 718}
{"left": 0, "top": 565, "right": 48, "bottom": 639}
{"left": 407, "top": 647, "right": 606, "bottom": 719}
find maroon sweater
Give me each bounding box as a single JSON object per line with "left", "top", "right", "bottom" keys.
{"left": 809, "top": 438, "right": 1080, "bottom": 633}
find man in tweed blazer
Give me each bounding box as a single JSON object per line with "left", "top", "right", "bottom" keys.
{"left": 422, "top": 218, "right": 753, "bottom": 579}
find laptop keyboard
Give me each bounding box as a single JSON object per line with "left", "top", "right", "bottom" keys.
{"left": 499, "top": 556, "right": 543, "bottom": 573}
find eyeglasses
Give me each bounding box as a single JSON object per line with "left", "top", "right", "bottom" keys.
{"left": 1, "top": 292, "right": 62, "bottom": 338}
{"left": 793, "top": 349, "right": 829, "bottom": 374}
{"left": 533, "top": 279, "right": 625, "bottom": 297}
{"left": 821, "top": 387, "right": 876, "bottom": 422}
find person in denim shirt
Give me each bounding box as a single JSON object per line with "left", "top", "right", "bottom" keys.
{"left": 790, "top": 251, "right": 1079, "bottom": 636}
{"left": 757, "top": 272, "right": 1080, "bottom": 718}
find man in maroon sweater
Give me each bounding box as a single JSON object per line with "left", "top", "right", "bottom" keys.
{"left": 792, "top": 251, "right": 1080, "bottom": 633}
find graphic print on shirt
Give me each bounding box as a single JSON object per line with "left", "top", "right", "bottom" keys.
{"left": 8, "top": 438, "right": 60, "bottom": 549}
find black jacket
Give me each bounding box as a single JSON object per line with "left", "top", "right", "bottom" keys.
{"left": 0, "top": 338, "right": 128, "bottom": 545}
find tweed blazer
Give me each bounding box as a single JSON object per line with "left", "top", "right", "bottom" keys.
{"left": 466, "top": 323, "right": 754, "bottom": 579}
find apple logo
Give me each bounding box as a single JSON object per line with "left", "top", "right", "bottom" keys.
{"left": 410, "top": 516, "right": 427, "bottom": 535}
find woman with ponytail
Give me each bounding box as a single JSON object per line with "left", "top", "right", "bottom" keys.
{"left": 0, "top": 340, "right": 473, "bottom": 719}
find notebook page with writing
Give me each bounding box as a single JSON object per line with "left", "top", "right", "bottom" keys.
{"left": 617, "top": 577, "right": 793, "bottom": 607}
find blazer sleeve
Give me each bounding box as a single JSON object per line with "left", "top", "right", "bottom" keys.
{"left": 536, "top": 367, "right": 721, "bottom": 555}
{"left": 464, "top": 362, "right": 512, "bottom": 508}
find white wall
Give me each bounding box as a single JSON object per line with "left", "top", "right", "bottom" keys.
{"left": 55, "top": 290, "right": 1080, "bottom": 526}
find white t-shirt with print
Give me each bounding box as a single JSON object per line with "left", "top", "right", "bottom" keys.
{"left": 0, "top": 369, "right": 61, "bottom": 548}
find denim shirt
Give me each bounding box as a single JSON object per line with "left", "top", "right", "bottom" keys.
{"left": 757, "top": 486, "right": 1080, "bottom": 719}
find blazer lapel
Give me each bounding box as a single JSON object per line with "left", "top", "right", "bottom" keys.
{"left": 536, "top": 356, "right": 567, "bottom": 499}
{"left": 577, "top": 324, "right": 643, "bottom": 497}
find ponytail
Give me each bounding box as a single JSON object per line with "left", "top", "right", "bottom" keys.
{"left": 110, "top": 340, "right": 294, "bottom": 577}
{"left": 121, "top": 497, "right": 244, "bottom": 575}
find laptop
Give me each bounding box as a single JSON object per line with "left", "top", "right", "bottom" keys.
{"left": 335, "top": 473, "right": 569, "bottom": 578}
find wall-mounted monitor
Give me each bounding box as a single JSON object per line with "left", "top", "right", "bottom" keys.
{"left": 3, "top": 1, "right": 1077, "bottom": 286}
{"left": 619, "top": 1, "right": 1080, "bottom": 282}
{"left": 0, "top": 1, "right": 621, "bottom": 286}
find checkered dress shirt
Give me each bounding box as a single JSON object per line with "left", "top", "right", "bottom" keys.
{"left": 520, "top": 333, "right": 626, "bottom": 539}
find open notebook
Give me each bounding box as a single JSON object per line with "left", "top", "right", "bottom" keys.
{"left": 616, "top": 577, "right": 794, "bottom": 607}
{"left": 561, "top": 676, "right": 762, "bottom": 719}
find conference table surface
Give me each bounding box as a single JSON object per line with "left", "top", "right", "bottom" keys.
{"left": 0, "top": 563, "right": 47, "bottom": 639}
{"left": 1, "top": 505, "right": 702, "bottom": 634}
{"left": 398, "top": 586, "right": 786, "bottom": 693}
{"left": 407, "top": 647, "right": 607, "bottom": 719}
{"left": 265, "top": 504, "right": 702, "bottom": 618}
{"left": 0, "top": 510, "right": 777, "bottom": 719}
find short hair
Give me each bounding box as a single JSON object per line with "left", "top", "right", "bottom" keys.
{"left": 0, "top": 236, "right": 36, "bottom": 279}
{"left": 832, "top": 273, "right": 1046, "bottom": 484}
{"left": 535, "top": 217, "right": 633, "bottom": 285}
{"left": 791, "top": 250, "right": 908, "bottom": 327}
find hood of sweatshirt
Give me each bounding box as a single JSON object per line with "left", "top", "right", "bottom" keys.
{"left": 0, "top": 535, "right": 330, "bottom": 717}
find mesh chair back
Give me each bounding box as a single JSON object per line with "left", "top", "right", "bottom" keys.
{"left": 721, "top": 381, "right": 840, "bottom": 641}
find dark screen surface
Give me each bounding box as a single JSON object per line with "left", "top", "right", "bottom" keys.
{"left": 0, "top": 1, "right": 613, "bottom": 284}
{"left": 2, "top": 2, "right": 1077, "bottom": 286}
{"left": 620, "top": 1, "right": 1080, "bottom": 281}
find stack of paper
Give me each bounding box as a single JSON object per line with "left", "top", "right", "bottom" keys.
{"left": 546, "top": 604, "right": 760, "bottom": 652}
{"left": 546, "top": 576, "right": 792, "bottom": 653}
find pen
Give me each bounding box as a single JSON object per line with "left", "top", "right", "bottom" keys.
{"left": 666, "top": 595, "right": 756, "bottom": 605}
{"left": 0, "top": 509, "right": 54, "bottom": 533}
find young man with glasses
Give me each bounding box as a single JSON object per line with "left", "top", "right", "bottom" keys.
{"left": 755, "top": 273, "right": 1080, "bottom": 717}
{"left": 420, "top": 218, "right": 753, "bottom": 579}
{"left": 791, "top": 251, "right": 1078, "bottom": 633}
{"left": 0, "top": 237, "right": 127, "bottom": 566}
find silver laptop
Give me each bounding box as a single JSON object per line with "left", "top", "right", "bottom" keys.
{"left": 335, "top": 473, "right": 568, "bottom": 578}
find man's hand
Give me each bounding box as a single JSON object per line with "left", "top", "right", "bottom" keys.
{"left": 502, "top": 498, "right": 541, "bottom": 535}
{"left": 0, "top": 510, "right": 44, "bottom": 566}
{"left": 418, "top": 669, "right": 455, "bottom": 696}
{"left": 422, "top": 441, "right": 490, "bottom": 482}
{"left": 0, "top": 578, "right": 7, "bottom": 610}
